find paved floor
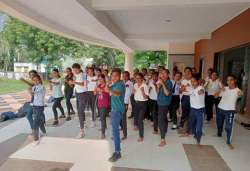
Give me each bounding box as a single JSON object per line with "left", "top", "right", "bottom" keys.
{"left": 0, "top": 101, "right": 250, "bottom": 171}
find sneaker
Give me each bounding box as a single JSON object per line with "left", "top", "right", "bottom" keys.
{"left": 59, "top": 115, "right": 66, "bottom": 119}
{"left": 108, "top": 152, "right": 121, "bottom": 162}
{"left": 171, "top": 124, "right": 177, "bottom": 130}
{"left": 52, "top": 120, "right": 59, "bottom": 126}
{"left": 66, "top": 116, "right": 71, "bottom": 121}
{"left": 76, "top": 131, "right": 85, "bottom": 139}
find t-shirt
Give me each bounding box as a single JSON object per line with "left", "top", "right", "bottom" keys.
{"left": 171, "top": 80, "right": 181, "bottom": 96}
{"left": 205, "top": 79, "right": 222, "bottom": 96}
{"left": 157, "top": 79, "right": 172, "bottom": 106}
{"left": 218, "top": 87, "right": 241, "bottom": 111}
{"left": 32, "top": 84, "right": 46, "bottom": 106}
{"left": 74, "top": 73, "right": 87, "bottom": 93}
{"left": 148, "top": 80, "right": 157, "bottom": 100}
{"left": 87, "top": 75, "right": 97, "bottom": 91}
{"left": 124, "top": 80, "right": 133, "bottom": 104}
{"left": 190, "top": 86, "right": 205, "bottom": 109}
{"left": 97, "top": 84, "right": 110, "bottom": 108}
{"left": 134, "top": 83, "right": 149, "bottom": 101}
{"left": 181, "top": 79, "right": 192, "bottom": 96}
{"left": 111, "top": 80, "right": 125, "bottom": 113}
{"left": 51, "top": 78, "right": 63, "bottom": 98}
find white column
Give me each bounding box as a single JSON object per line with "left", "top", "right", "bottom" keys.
{"left": 124, "top": 51, "right": 134, "bottom": 74}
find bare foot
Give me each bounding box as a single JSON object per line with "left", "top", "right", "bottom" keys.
{"left": 137, "top": 137, "right": 144, "bottom": 142}
{"left": 179, "top": 133, "right": 190, "bottom": 137}
{"left": 228, "top": 144, "right": 235, "bottom": 150}
{"left": 158, "top": 140, "right": 166, "bottom": 147}
{"left": 197, "top": 143, "right": 202, "bottom": 149}
{"left": 153, "top": 131, "right": 158, "bottom": 134}
{"left": 121, "top": 136, "right": 127, "bottom": 140}
{"left": 133, "top": 127, "right": 138, "bottom": 131}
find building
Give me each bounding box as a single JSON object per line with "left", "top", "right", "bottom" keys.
{"left": 0, "top": 0, "right": 249, "bottom": 114}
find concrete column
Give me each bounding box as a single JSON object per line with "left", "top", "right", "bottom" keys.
{"left": 124, "top": 51, "right": 134, "bottom": 74}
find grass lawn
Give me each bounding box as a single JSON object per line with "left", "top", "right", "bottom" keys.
{"left": 0, "top": 78, "right": 28, "bottom": 95}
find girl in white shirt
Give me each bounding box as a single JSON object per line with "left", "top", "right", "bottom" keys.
{"left": 215, "top": 74, "right": 243, "bottom": 149}
{"left": 134, "top": 73, "right": 149, "bottom": 142}
{"left": 148, "top": 71, "right": 159, "bottom": 134}
{"left": 50, "top": 68, "right": 65, "bottom": 126}
{"left": 30, "top": 74, "right": 46, "bottom": 142}
{"left": 204, "top": 72, "right": 222, "bottom": 122}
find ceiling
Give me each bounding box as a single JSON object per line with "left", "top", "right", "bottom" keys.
{"left": 0, "top": 0, "right": 250, "bottom": 54}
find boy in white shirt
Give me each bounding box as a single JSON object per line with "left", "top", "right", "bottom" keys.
{"left": 86, "top": 67, "right": 98, "bottom": 127}
{"left": 215, "top": 74, "right": 243, "bottom": 149}
{"left": 187, "top": 76, "right": 205, "bottom": 147}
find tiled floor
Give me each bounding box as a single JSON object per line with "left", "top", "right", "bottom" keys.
{"left": 0, "top": 102, "right": 250, "bottom": 171}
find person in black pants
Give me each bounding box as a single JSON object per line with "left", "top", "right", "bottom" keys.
{"left": 148, "top": 71, "right": 159, "bottom": 134}
{"left": 64, "top": 67, "right": 75, "bottom": 121}
{"left": 134, "top": 73, "right": 149, "bottom": 142}
{"left": 156, "top": 69, "right": 172, "bottom": 147}
{"left": 50, "top": 68, "right": 65, "bottom": 126}
{"left": 179, "top": 67, "right": 193, "bottom": 133}
{"left": 169, "top": 71, "right": 182, "bottom": 129}
{"left": 204, "top": 71, "right": 222, "bottom": 122}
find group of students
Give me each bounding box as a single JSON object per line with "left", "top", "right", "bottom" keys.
{"left": 21, "top": 63, "right": 243, "bottom": 162}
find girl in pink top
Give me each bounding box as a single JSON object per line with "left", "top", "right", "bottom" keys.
{"left": 95, "top": 74, "right": 110, "bottom": 139}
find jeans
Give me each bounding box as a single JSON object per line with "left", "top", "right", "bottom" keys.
{"left": 26, "top": 104, "right": 34, "bottom": 130}
{"left": 205, "top": 95, "right": 220, "bottom": 121}
{"left": 33, "top": 106, "right": 46, "bottom": 141}
{"left": 120, "top": 104, "right": 128, "bottom": 137}
{"left": 158, "top": 105, "right": 169, "bottom": 139}
{"left": 65, "top": 88, "right": 74, "bottom": 115}
{"left": 216, "top": 108, "right": 235, "bottom": 144}
{"left": 169, "top": 95, "right": 180, "bottom": 125}
{"left": 52, "top": 97, "right": 65, "bottom": 120}
{"left": 87, "top": 91, "right": 97, "bottom": 121}
{"left": 179, "top": 95, "right": 190, "bottom": 128}
{"left": 135, "top": 101, "right": 147, "bottom": 138}
{"left": 99, "top": 107, "right": 108, "bottom": 135}
{"left": 111, "top": 110, "right": 123, "bottom": 152}
{"left": 76, "top": 92, "right": 87, "bottom": 129}
{"left": 189, "top": 108, "right": 204, "bottom": 143}
{"left": 149, "top": 99, "right": 158, "bottom": 132}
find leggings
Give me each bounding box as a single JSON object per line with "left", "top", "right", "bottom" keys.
{"left": 87, "top": 91, "right": 97, "bottom": 121}
{"left": 158, "top": 105, "right": 169, "bottom": 139}
{"left": 52, "top": 97, "right": 65, "bottom": 120}
{"left": 135, "top": 101, "right": 147, "bottom": 138}
{"left": 99, "top": 107, "right": 108, "bottom": 135}
{"left": 65, "top": 88, "right": 74, "bottom": 115}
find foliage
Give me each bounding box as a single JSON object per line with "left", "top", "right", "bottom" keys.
{"left": 134, "top": 51, "right": 167, "bottom": 69}
{"left": 0, "top": 13, "right": 167, "bottom": 72}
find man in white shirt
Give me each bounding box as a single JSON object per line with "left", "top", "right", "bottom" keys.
{"left": 69, "top": 63, "right": 87, "bottom": 138}
{"left": 215, "top": 74, "right": 243, "bottom": 149}
{"left": 86, "top": 67, "right": 98, "bottom": 127}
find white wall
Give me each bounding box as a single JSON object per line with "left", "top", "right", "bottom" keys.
{"left": 168, "top": 54, "right": 194, "bottom": 76}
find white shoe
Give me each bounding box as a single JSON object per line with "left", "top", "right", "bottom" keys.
{"left": 76, "top": 131, "right": 85, "bottom": 139}
{"left": 172, "top": 124, "right": 177, "bottom": 129}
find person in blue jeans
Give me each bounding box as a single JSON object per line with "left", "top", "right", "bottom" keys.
{"left": 215, "top": 74, "right": 243, "bottom": 150}
{"left": 20, "top": 70, "right": 38, "bottom": 131}
{"left": 108, "top": 68, "right": 125, "bottom": 162}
